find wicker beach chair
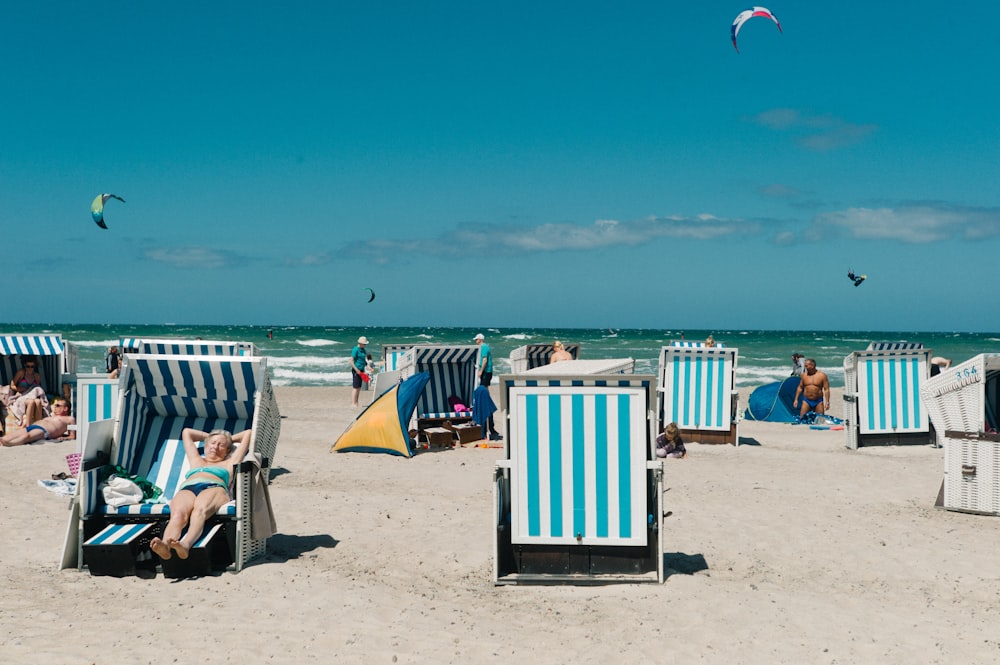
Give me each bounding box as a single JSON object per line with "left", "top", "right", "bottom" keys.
{"left": 842, "top": 342, "right": 932, "bottom": 449}
{"left": 397, "top": 345, "right": 478, "bottom": 443}
{"left": 493, "top": 373, "right": 663, "bottom": 584}
{"left": 922, "top": 353, "right": 1000, "bottom": 514}
{"left": 0, "top": 333, "right": 79, "bottom": 431}
{"left": 64, "top": 354, "right": 280, "bottom": 576}
{"left": 508, "top": 343, "right": 581, "bottom": 373}
{"left": 656, "top": 342, "right": 740, "bottom": 445}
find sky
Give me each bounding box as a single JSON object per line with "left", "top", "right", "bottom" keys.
{"left": 3, "top": 2, "right": 999, "bottom": 332}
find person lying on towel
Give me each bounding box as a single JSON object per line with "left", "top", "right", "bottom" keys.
{"left": 149, "top": 427, "right": 251, "bottom": 561}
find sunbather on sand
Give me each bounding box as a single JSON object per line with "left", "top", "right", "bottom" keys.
{"left": 150, "top": 427, "right": 251, "bottom": 560}
{"left": 0, "top": 398, "right": 74, "bottom": 446}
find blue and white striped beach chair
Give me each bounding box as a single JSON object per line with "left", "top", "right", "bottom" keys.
{"left": 843, "top": 342, "right": 932, "bottom": 449}
{"left": 509, "top": 343, "right": 581, "bottom": 373}
{"left": 68, "top": 353, "right": 280, "bottom": 575}
{"left": 381, "top": 344, "right": 414, "bottom": 372}
{"left": 657, "top": 343, "right": 739, "bottom": 445}
{"left": 0, "top": 333, "right": 79, "bottom": 430}
{"left": 398, "top": 345, "right": 479, "bottom": 440}
{"left": 493, "top": 373, "right": 663, "bottom": 584}
{"left": 132, "top": 338, "right": 258, "bottom": 357}
{"left": 72, "top": 375, "right": 119, "bottom": 452}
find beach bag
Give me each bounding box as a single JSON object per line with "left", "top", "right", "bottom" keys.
{"left": 101, "top": 476, "right": 144, "bottom": 507}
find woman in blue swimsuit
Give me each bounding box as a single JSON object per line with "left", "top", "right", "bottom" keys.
{"left": 150, "top": 427, "right": 252, "bottom": 561}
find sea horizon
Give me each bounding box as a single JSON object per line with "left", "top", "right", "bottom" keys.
{"left": 3, "top": 323, "right": 999, "bottom": 390}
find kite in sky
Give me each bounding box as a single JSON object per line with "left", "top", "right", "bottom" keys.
{"left": 731, "top": 6, "right": 782, "bottom": 53}
{"left": 91, "top": 193, "right": 125, "bottom": 229}
{"left": 847, "top": 269, "right": 867, "bottom": 287}
{"left": 365, "top": 287, "right": 376, "bottom": 303}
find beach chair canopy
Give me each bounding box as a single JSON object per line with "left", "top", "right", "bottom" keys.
{"left": 0, "top": 334, "right": 78, "bottom": 393}
{"left": 509, "top": 343, "right": 581, "bottom": 373}
{"left": 129, "top": 338, "right": 258, "bottom": 357}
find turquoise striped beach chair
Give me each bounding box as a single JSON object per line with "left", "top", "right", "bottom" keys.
{"left": 842, "top": 342, "right": 932, "bottom": 449}
{"left": 494, "top": 374, "right": 663, "bottom": 584}
{"left": 66, "top": 354, "right": 280, "bottom": 575}
{"left": 72, "top": 375, "right": 119, "bottom": 449}
{"left": 657, "top": 343, "right": 739, "bottom": 445}
{"left": 381, "top": 344, "right": 414, "bottom": 372}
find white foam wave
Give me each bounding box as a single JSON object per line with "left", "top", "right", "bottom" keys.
{"left": 268, "top": 355, "right": 348, "bottom": 370}
{"left": 73, "top": 340, "right": 122, "bottom": 348}
{"left": 296, "top": 339, "right": 340, "bottom": 347}
{"left": 503, "top": 334, "right": 530, "bottom": 341}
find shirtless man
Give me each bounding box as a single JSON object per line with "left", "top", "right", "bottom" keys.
{"left": 0, "top": 398, "right": 75, "bottom": 446}
{"left": 793, "top": 358, "right": 831, "bottom": 417}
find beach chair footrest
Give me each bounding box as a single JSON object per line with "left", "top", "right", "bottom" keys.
{"left": 454, "top": 422, "right": 483, "bottom": 444}
{"left": 423, "top": 427, "right": 456, "bottom": 447}
{"left": 160, "top": 524, "right": 230, "bottom": 578}
{"left": 83, "top": 523, "right": 157, "bottom": 577}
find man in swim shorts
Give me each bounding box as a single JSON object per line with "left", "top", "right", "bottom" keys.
{"left": 792, "top": 359, "right": 831, "bottom": 418}
{"left": 0, "top": 398, "right": 75, "bottom": 446}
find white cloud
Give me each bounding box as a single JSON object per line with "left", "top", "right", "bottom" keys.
{"left": 809, "top": 203, "right": 1000, "bottom": 243}
{"left": 341, "top": 215, "right": 762, "bottom": 262}
{"left": 145, "top": 246, "right": 233, "bottom": 268}
{"left": 752, "top": 108, "right": 876, "bottom": 151}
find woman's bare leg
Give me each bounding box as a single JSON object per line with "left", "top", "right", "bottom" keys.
{"left": 171, "top": 487, "right": 228, "bottom": 559}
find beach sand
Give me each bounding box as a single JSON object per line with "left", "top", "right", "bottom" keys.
{"left": 3, "top": 385, "right": 1000, "bottom": 664}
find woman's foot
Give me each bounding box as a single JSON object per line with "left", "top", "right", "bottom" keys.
{"left": 166, "top": 538, "right": 190, "bottom": 560}
{"left": 150, "top": 537, "right": 171, "bottom": 560}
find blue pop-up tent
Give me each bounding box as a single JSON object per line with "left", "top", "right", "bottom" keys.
{"left": 744, "top": 377, "right": 800, "bottom": 422}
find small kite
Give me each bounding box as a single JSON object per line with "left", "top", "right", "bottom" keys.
{"left": 731, "top": 6, "right": 782, "bottom": 53}
{"left": 847, "top": 269, "right": 867, "bottom": 287}
{"left": 364, "top": 287, "right": 375, "bottom": 303}
{"left": 91, "top": 193, "right": 125, "bottom": 229}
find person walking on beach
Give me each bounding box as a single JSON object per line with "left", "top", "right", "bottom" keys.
{"left": 474, "top": 333, "right": 493, "bottom": 387}
{"left": 350, "top": 336, "right": 369, "bottom": 407}
{"left": 793, "top": 358, "right": 831, "bottom": 417}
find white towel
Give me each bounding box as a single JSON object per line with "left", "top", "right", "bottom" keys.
{"left": 37, "top": 478, "right": 77, "bottom": 497}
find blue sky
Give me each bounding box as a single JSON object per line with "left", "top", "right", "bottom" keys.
{"left": 3, "top": 2, "right": 999, "bottom": 331}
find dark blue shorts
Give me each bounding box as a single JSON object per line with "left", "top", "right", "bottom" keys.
{"left": 352, "top": 371, "right": 363, "bottom": 389}
{"left": 181, "top": 482, "right": 227, "bottom": 497}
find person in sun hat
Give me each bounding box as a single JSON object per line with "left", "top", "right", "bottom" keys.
{"left": 350, "top": 336, "right": 369, "bottom": 407}
{"left": 474, "top": 333, "right": 493, "bottom": 387}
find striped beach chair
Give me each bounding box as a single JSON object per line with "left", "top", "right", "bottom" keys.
{"left": 72, "top": 375, "right": 120, "bottom": 451}
{"left": 67, "top": 354, "right": 280, "bottom": 575}
{"left": 842, "top": 342, "right": 932, "bottom": 449}
{"left": 398, "top": 345, "right": 479, "bottom": 440}
{"left": 922, "top": 353, "right": 1000, "bottom": 514}
{"left": 657, "top": 343, "right": 740, "bottom": 445}
{"left": 521, "top": 358, "right": 634, "bottom": 376}
{"left": 132, "top": 338, "right": 258, "bottom": 357}
{"left": 381, "top": 344, "right": 414, "bottom": 372}
{"left": 493, "top": 373, "right": 663, "bottom": 584}
{"left": 509, "top": 343, "right": 581, "bottom": 373}
{"left": 0, "top": 333, "right": 79, "bottom": 431}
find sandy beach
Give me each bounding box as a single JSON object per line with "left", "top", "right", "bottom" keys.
{"left": 3, "top": 384, "right": 1000, "bottom": 664}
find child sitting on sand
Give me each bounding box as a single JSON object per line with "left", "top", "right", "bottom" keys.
{"left": 655, "top": 422, "right": 686, "bottom": 459}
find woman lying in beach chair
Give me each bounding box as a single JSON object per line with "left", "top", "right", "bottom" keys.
{"left": 149, "top": 427, "right": 252, "bottom": 561}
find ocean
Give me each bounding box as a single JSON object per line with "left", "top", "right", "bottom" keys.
{"left": 4, "top": 324, "right": 998, "bottom": 389}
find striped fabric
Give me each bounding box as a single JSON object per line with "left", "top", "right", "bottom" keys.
{"left": 658, "top": 346, "right": 736, "bottom": 431}
{"left": 381, "top": 345, "right": 414, "bottom": 372}
{"left": 85, "top": 522, "right": 153, "bottom": 547}
{"left": 119, "top": 338, "right": 141, "bottom": 353}
{"left": 867, "top": 341, "right": 924, "bottom": 351}
{"left": 0, "top": 334, "right": 64, "bottom": 355}
{"left": 399, "top": 345, "right": 479, "bottom": 416}
{"left": 134, "top": 339, "right": 257, "bottom": 357}
{"left": 507, "top": 384, "right": 650, "bottom": 546}
{"left": 857, "top": 353, "right": 929, "bottom": 434}
{"left": 75, "top": 378, "right": 119, "bottom": 447}
{"left": 669, "top": 340, "right": 725, "bottom": 348}
{"left": 103, "top": 428, "right": 240, "bottom": 516}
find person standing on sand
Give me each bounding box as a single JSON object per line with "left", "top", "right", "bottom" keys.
{"left": 350, "top": 336, "right": 369, "bottom": 407}
{"left": 793, "top": 358, "right": 831, "bottom": 417}
{"left": 474, "top": 333, "right": 493, "bottom": 387}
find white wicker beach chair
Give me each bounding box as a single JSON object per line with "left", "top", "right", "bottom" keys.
{"left": 842, "top": 342, "right": 932, "bottom": 449}
{"left": 656, "top": 343, "right": 739, "bottom": 445}
{"left": 508, "top": 343, "right": 581, "bottom": 373}
{"left": 922, "top": 353, "right": 1000, "bottom": 514}
{"left": 493, "top": 373, "right": 663, "bottom": 584}
{"left": 65, "top": 354, "right": 280, "bottom": 576}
